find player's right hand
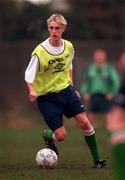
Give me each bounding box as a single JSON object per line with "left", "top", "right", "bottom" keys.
{"left": 29, "top": 91, "right": 38, "bottom": 102}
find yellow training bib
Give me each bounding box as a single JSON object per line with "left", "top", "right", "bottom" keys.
{"left": 32, "top": 40, "right": 74, "bottom": 95}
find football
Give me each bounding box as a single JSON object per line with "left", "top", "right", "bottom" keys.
{"left": 36, "top": 148, "right": 58, "bottom": 169}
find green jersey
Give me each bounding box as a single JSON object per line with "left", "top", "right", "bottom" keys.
{"left": 81, "top": 63, "right": 120, "bottom": 96}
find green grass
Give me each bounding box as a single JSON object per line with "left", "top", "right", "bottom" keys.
{"left": 0, "top": 120, "right": 115, "bottom": 180}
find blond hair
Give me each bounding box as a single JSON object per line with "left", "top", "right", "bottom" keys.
{"left": 47, "top": 14, "right": 67, "bottom": 27}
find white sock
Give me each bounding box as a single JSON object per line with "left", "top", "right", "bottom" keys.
{"left": 52, "top": 133, "right": 57, "bottom": 141}
{"left": 83, "top": 126, "right": 95, "bottom": 136}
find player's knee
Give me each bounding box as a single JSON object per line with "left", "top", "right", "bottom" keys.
{"left": 75, "top": 113, "right": 93, "bottom": 130}
{"left": 54, "top": 128, "right": 67, "bottom": 141}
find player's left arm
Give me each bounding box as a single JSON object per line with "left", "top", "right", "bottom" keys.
{"left": 69, "top": 47, "right": 81, "bottom": 97}
{"left": 69, "top": 66, "right": 73, "bottom": 86}
{"left": 69, "top": 46, "right": 74, "bottom": 86}
{"left": 69, "top": 65, "right": 81, "bottom": 97}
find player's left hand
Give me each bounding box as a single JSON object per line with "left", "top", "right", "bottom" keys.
{"left": 75, "top": 90, "right": 81, "bottom": 97}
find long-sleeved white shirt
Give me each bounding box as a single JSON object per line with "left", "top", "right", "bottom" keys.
{"left": 25, "top": 38, "right": 74, "bottom": 84}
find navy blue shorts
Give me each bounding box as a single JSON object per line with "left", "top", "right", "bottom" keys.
{"left": 88, "top": 93, "right": 113, "bottom": 113}
{"left": 37, "top": 85, "right": 85, "bottom": 131}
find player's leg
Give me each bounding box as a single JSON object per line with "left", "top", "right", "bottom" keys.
{"left": 89, "top": 93, "right": 109, "bottom": 128}
{"left": 74, "top": 112, "right": 108, "bottom": 168}
{"left": 107, "top": 106, "right": 125, "bottom": 180}
{"left": 43, "top": 126, "right": 67, "bottom": 155}
{"left": 87, "top": 113, "right": 97, "bottom": 128}
{"left": 87, "top": 94, "right": 99, "bottom": 127}
{"left": 42, "top": 123, "right": 66, "bottom": 156}
{"left": 65, "top": 86, "right": 108, "bottom": 168}
{"left": 101, "top": 95, "right": 113, "bottom": 128}
{"left": 37, "top": 94, "right": 66, "bottom": 155}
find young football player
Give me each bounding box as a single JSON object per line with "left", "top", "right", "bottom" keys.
{"left": 25, "top": 14, "right": 108, "bottom": 168}
{"left": 107, "top": 52, "right": 125, "bottom": 179}
{"left": 81, "top": 49, "right": 120, "bottom": 127}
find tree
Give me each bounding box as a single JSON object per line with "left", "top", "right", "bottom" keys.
{"left": 0, "top": 0, "right": 51, "bottom": 41}
{"left": 66, "top": 0, "right": 122, "bottom": 39}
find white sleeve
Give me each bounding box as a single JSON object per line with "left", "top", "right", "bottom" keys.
{"left": 25, "top": 55, "right": 39, "bottom": 84}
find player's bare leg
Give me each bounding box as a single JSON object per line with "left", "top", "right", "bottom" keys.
{"left": 74, "top": 112, "right": 108, "bottom": 168}
{"left": 107, "top": 106, "right": 125, "bottom": 179}
{"left": 43, "top": 126, "right": 67, "bottom": 155}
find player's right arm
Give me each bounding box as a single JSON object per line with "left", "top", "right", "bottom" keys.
{"left": 25, "top": 55, "right": 39, "bottom": 102}
{"left": 26, "top": 83, "right": 38, "bottom": 102}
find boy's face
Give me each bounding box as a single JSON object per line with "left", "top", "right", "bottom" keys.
{"left": 94, "top": 51, "right": 106, "bottom": 67}
{"left": 48, "top": 20, "right": 66, "bottom": 41}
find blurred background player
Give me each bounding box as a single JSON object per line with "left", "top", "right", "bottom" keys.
{"left": 25, "top": 14, "right": 108, "bottom": 168}
{"left": 81, "top": 48, "right": 120, "bottom": 127}
{"left": 107, "top": 52, "right": 125, "bottom": 180}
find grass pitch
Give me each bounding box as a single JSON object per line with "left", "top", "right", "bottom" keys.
{"left": 0, "top": 119, "right": 115, "bottom": 180}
